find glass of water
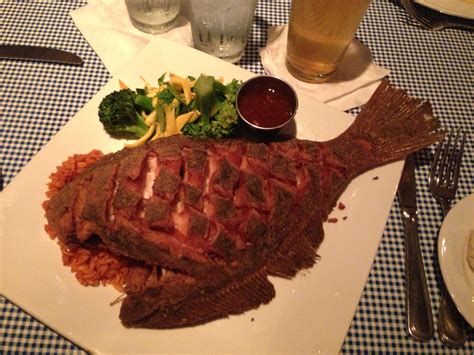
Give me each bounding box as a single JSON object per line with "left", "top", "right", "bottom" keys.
{"left": 125, "top": 0, "right": 181, "bottom": 34}
{"left": 188, "top": 0, "right": 258, "bottom": 63}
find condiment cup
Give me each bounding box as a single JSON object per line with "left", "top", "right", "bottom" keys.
{"left": 236, "top": 75, "right": 298, "bottom": 133}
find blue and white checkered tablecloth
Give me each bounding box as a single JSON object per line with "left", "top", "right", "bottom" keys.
{"left": 1, "top": 0, "right": 472, "bottom": 353}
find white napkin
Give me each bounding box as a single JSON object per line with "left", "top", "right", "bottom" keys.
{"left": 259, "top": 25, "right": 390, "bottom": 111}
{"left": 70, "top": 0, "right": 192, "bottom": 75}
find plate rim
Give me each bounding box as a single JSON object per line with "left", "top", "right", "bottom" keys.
{"left": 415, "top": 0, "right": 474, "bottom": 20}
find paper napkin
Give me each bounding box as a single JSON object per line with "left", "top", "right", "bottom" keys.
{"left": 70, "top": 0, "right": 192, "bottom": 75}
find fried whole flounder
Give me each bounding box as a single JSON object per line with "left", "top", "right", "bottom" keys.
{"left": 44, "top": 81, "right": 443, "bottom": 328}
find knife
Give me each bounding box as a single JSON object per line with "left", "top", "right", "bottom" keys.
{"left": 0, "top": 45, "right": 83, "bottom": 66}
{"left": 397, "top": 154, "right": 434, "bottom": 342}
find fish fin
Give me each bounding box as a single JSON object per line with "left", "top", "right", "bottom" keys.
{"left": 121, "top": 269, "right": 275, "bottom": 328}
{"left": 328, "top": 80, "right": 444, "bottom": 172}
{"left": 120, "top": 272, "right": 198, "bottom": 325}
{"left": 267, "top": 211, "right": 324, "bottom": 278}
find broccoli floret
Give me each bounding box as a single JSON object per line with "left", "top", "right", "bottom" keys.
{"left": 210, "top": 101, "right": 239, "bottom": 137}
{"left": 183, "top": 77, "right": 241, "bottom": 139}
{"left": 182, "top": 120, "right": 208, "bottom": 138}
{"left": 98, "top": 89, "right": 148, "bottom": 138}
{"left": 224, "top": 79, "right": 241, "bottom": 103}
{"left": 183, "top": 100, "right": 239, "bottom": 139}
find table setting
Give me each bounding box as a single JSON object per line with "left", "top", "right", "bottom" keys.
{"left": 1, "top": 0, "right": 473, "bottom": 353}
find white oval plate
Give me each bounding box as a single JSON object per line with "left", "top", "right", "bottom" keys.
{"left": 415, "top": 0, "right": 474, "bottom": 20}
{"left": 438, "top": 193, "right": 474, "bottom": 327}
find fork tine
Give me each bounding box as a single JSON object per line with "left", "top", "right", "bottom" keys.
{"left": 430, "top": 135, "right": 443, "bottom": 185}
{"left": 446, "top": 128, "right": 461, "bottom": 183}
{"left": 416, "top": 12, "right": 431, "bottom": 28}
{"left": 445, "top": 129, "right": 461, "bottom": 185}
{"left": 438, "top": 129, "right": 454, "bottom": 185}
{"left": 451, "top": 131, "right": 466, "bottom": 189}
{"left": 402, "top": 0, "right": 432, "bottom": 28}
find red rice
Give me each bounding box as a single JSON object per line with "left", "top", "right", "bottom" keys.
{"left": 43, "top": 150, "right": 129, "bottom": 292}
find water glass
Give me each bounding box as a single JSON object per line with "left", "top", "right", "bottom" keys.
{"left": 286, "top": 0, "right": 372, "bottom": 83}
{"left": 188, "top": 0, "right": 258, "bottom": 63}
{"left": 125, "top": 0, "right": 181, "bottom": 34}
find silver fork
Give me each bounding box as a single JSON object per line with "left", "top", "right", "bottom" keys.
{"left": 401, "top": 0, "right": 474, "bottom": 31}
{"left": 428, "top": 128, "right": 467, "bottom": 347}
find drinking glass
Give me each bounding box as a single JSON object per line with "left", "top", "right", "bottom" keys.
{"left": 286, "top": 0, "right": 372, "bottom": 83}
{"left": 188, "top": 0, "right": 258, "bottom": 63}
{"left": 125, "top": 0, "right": 181, "bottom": 34}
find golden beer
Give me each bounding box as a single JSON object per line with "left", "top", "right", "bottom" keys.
{"left": 286, "top": 0, "right": 371, "bottom": 83}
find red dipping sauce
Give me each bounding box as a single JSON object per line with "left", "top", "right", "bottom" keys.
{"left": 237, "top": 76, "right": 298, "bottom": 130}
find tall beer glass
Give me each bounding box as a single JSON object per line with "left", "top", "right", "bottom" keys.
{"left": 286, "top": 0, "right": 372, "bottom": 83}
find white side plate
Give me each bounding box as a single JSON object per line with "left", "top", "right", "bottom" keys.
{"left": 1, "top": 36, "right": 403, "bottom": 354}
{"left": 438, "top": 193, "right": 474, "bottom": 327}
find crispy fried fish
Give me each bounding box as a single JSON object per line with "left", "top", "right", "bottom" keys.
{"left": 44, "top": 81, "right": 443, "bottom": 328}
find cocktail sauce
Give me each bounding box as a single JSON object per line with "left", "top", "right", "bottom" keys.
{"left": 237, "top": 76, "right": 297, "bottom": 129}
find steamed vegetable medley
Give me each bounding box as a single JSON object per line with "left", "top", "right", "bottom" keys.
{"left": 98, "top": 73, "right": 242, "bottom": 147}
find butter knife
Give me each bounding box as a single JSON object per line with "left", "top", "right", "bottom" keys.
{"left": 0, "top": 45, "right": 83, "bottom": 66}
{"left": 397, "top": 154, "right": 434, "bottom": 342}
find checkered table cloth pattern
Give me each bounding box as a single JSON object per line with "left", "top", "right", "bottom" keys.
{"left": 1, "top": 0, "right": 472, "bottom": 353}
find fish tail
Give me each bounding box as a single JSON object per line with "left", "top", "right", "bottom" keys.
{"left": 328, "top": 80, "right": 444, "bottom": 173}
{"left": 266, "top": 213, "right": 324, "bottom": 278}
